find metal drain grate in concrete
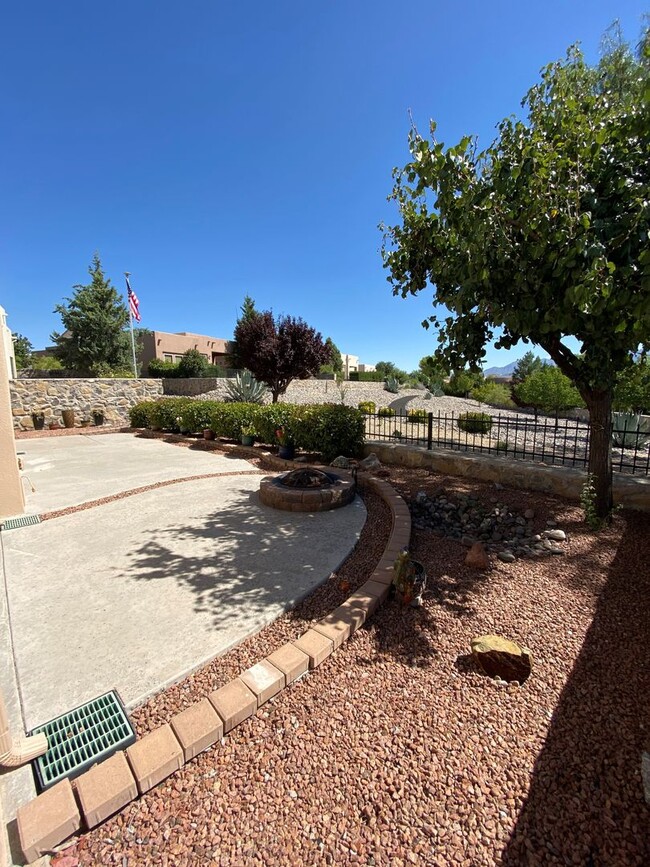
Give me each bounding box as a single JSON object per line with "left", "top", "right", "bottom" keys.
{"left": 0, "top": 514, "right": 41, "bottom": 531}
{"left": 29, "top": 690, "right": 136, "bottom": 791}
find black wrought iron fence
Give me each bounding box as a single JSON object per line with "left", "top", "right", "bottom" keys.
{"left": 363, "top": 411, "right": 650, "bottom": 476}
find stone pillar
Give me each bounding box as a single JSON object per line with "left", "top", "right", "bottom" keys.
{"left": 0, "top": 307, "right": 24, "bottom": 519}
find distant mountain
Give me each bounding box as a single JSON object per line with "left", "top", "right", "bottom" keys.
{"left": 483, "top": 361, "right": 519, "bottom": 377}
{"left": 484, "top": 358, "right": 553, "bottom": 378}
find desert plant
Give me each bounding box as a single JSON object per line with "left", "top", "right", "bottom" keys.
{"left": 378, "top": 406, "right": 395, "bottom": 417}
{"left": 611, "top": 412, "right": 650, "bottom": 449}
{"left": 391, "top": 429, "right": 403, "bottom": 439}
{"left": 407, "top": 409, "right": 427, "bottom": 424}
{"left": 358, "top": 401, "right": 376, "bottom": 415}
{"left": 457, "top": 412, "right": 493, "bottom": 434}
{"left": 223, "top": 370, "right": 269, "bottom": 404}
{"left": 241, "top": 421, "right": 257, "bottom": 437}
{"left": 384, "top": 376, "right": 400, "bottom": 394}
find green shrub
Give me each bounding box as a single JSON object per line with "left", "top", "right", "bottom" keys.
{"left": 457, "top": 412, "right": 493, "bottom": 434}
{"left": 349, "top": 371, "right": 384, "bottom": 382}
{"left": 149, "top": 398, "right": 195, "bottom": 432}
{"left": 391, "top": 429, "right": 403, "bottom": 439}
{"left": 147, "top": 358, "right": 182, "bottom": 378}
{"left": 470, "top": 381, "right": 515, "bottom": 408}
{"left": 293, "top": 404, "right": 365, "bottom": 461}
{"left": 358, "top": 401, "right": 376, "bottom": 415}
{"left": 249, "top": 404, "right": 300, "bottom": 445}
{"left": 377, "top": 406, "right": 395, "bottom": 417}
{"left": 129, "top": 402, "right": 155, "bottom": 428}
{"left": 407, "top": 409, "right": 427, "bottom": 424}
{"left": 178, "top": 349, "right": 209, "bottom": 378}
{"left": 443, "top": 370, "right": 483, "bottom": 397}
{"left": 514, "top": 367, "right": 582, "bottom": 413}
{"left": 209, "top": 402, "right": 261, "bottom": 440}
{"left": 180, "top": 400, "right": 216, "bottom": 433}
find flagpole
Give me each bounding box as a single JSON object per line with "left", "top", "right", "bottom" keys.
{"left": 125, "top": 272, "right": 138, "bottom": 378}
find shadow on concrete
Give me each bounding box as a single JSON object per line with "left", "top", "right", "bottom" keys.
{"left": 500, "top": 510, "right": 650, "bottom": 865}
{"left": 125, "top": 487, "right": 364, "bottom": 630}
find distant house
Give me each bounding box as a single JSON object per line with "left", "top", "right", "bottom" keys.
{"left": 139, "top": 331, "right": 233, "bottom": 372}
{"left": 340, "top": 355, "right": 375, "bottom": 379}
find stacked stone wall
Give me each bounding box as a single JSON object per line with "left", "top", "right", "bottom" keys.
{"left": 10, "top": 379, "right": 164, "bottom": 430}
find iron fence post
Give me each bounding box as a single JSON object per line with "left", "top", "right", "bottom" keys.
{"left": 427, "top": 412, "right": 433, "bottom": 450}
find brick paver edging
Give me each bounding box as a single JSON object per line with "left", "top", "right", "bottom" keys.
{"left": 15, "top": 471, "right": 410, "bottom": 865}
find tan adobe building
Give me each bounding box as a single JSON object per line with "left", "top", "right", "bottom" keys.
{"left": 139, "top": 331, "right": 233, "bottom": 371}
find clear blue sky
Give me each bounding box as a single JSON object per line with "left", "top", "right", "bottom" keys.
{"left": 1, "top": 1, "right": 647, "bottom": 371}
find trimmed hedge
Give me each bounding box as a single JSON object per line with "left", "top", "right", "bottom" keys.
{"left": 457, "top": 411, "right": 493, "bottom": 434}
{"left": 349, "top": 371, "right": 384, "bottom": 382}
{"left": 377, "top": 407, "right": 395, "bottom": 417}
{"left": 129, "top": 399, "right": 364, "bottom": 459}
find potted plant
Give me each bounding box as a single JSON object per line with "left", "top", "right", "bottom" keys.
{"left": 392, "top": 549, "right": 427, "bottom": 607}
{"left": 275, "top": 426, "right": 295, "bottom": 460}
{"left": 240, "top": 422, "right": 257, "bottom": 447}
{"left": 92, "top": 408, "right": 105, "bottom": 426}
{"left": 203, "top": 428, "right": 216, "bottom": 441}
{"left": 31, "top": 411, "right": 45, "bottom": 431}
{"left": 61, "top": 409, "right": 75, "bottom": 428}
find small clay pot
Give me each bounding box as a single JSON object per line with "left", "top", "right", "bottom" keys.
{"left": 203, "top": 429, "right": 215, "bottom": 441}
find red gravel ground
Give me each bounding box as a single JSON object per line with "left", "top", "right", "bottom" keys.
{"left": 59, "top": 464, "right": 648, "bottom": 867}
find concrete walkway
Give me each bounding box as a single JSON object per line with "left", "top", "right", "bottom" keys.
{"left": 1, "top": 433, "right": 365, "bottom": 861}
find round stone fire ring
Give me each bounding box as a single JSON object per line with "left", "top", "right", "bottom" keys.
{"left": 259, "top": 467, "right": 356, "bottom": 512}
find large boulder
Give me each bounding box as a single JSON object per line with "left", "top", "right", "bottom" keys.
{"left": 470, "top": 634, "right": 533, "bottom": 683}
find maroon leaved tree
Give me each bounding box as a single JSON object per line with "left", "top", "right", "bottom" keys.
{"left": 233, "top": 311, "right": 331, "bottom": 402}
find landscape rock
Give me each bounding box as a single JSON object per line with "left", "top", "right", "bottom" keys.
{"left": 498, "top": 550, "right": 516, "bottom": 564}
{"left": 544, "top": 529, "right": 567, "bottom": 542}
{"left": 330, "top": 456, "right": 351, "bottom": 468}
{"left": 465, "top": 542, "right": 489, "bottom": 570}
{"left": 470, "top": 634, "right": 533, "bottom": 683}
{"left": 358, "top": 453, "right": 382, "bottom": 472}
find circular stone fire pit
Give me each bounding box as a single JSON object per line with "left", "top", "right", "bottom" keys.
{"left": 259, "top": 467, "right": 356, "bottom": 512}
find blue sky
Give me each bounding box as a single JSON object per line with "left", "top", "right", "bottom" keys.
{"left": 1, "top": 1, "right": 647, "bottom": 372}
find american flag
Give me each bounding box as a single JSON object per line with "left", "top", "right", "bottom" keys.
{"left": 126, "top": 275, "right": 141, "bottom": 322}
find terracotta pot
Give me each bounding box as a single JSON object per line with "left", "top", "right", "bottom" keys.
{"left": 203, "top": 429, "right": 215, "bottom": 441}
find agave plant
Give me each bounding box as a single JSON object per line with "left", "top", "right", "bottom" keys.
{"left": 611, "top": 412, "right": 650, "bottom": 449}
{"left": 384, "top": 376, "right": 400, "bottom": 394}
{"left": 223, "top": 370, "right": 269, "bottom": 404}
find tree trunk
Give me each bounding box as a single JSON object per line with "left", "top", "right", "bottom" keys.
{"left": 585, "top": 390, "right": 614, "bottom": 520}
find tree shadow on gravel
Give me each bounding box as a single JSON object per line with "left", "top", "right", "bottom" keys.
{"left": 501, "top": 510, "right": 650, "bottom": 866}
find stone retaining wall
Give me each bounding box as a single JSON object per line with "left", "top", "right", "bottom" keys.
{"left": 10, "top": 379, "right": 164, "bottom": 429}
{"left": 363, "top": 442, "right": 650, "bottom": 512}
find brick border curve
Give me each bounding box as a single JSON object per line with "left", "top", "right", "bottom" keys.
{"left": 15, "top": 471, "right": 410, "bottom": 864}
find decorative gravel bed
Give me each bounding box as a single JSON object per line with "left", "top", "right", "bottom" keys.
{"left": 62, "top": 465, "right": 648, "bottom": 866}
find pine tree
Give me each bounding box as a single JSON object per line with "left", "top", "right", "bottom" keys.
{"left": 51, "top": 254, "right": 130, "bottom": 374}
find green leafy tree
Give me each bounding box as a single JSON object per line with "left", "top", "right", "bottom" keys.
{"left": 382, "top": 27, "right": 650, "bottom": 517}
{"left": 233, "top": 309, "right": 331, "bottom": 402}
{"left": 11, "top": 334, "right": 33, "bottom": 369}
{"left": 512, "top": 351, "right": 545, "bottom": 384}
{"left": 51, "top": 254, "right": 130, "bottom": 374}
{"left": 375, "top": 360, "right": 409, "bottom": 383}
{"left": 321, "top": 337, "right": 343, "bottom": 375}
{"left": 444, "top": 369, "right": 483, "bottom": 397}
{"left": 515, "top": 367, "right": 583, "bottom": 414}
{"left": 418, "top": 354, "right": 449, "bottom": 390}
{"left": 178, "top": 348, "right": 209, "bottom": 378}
{"left": 613, "top": 356, "right": 650, "bottom": 412}
{"left": 31, "top": 355, "right": 63, "bottom": 371}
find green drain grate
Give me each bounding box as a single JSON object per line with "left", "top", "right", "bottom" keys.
{"left": 0, "top": 514, "right": 41, "bottom": 530}
{"left": 29, "top": 690, "right": 136, "bottom": 791}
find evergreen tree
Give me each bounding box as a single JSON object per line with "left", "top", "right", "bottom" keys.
{"left": 51, "top": 254, "right": 130, "bottom": 374}
{"left": 321, "top": 337, "right": 343, "bottom": 375}
{"left": 512, "top": 351, "right": 545, "bottom": 384}
{"left": 11, "top": 333, "right": 33, "bottom": 369}
{"left": 230, "top": 295, "right": 259, "bottom": 369}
